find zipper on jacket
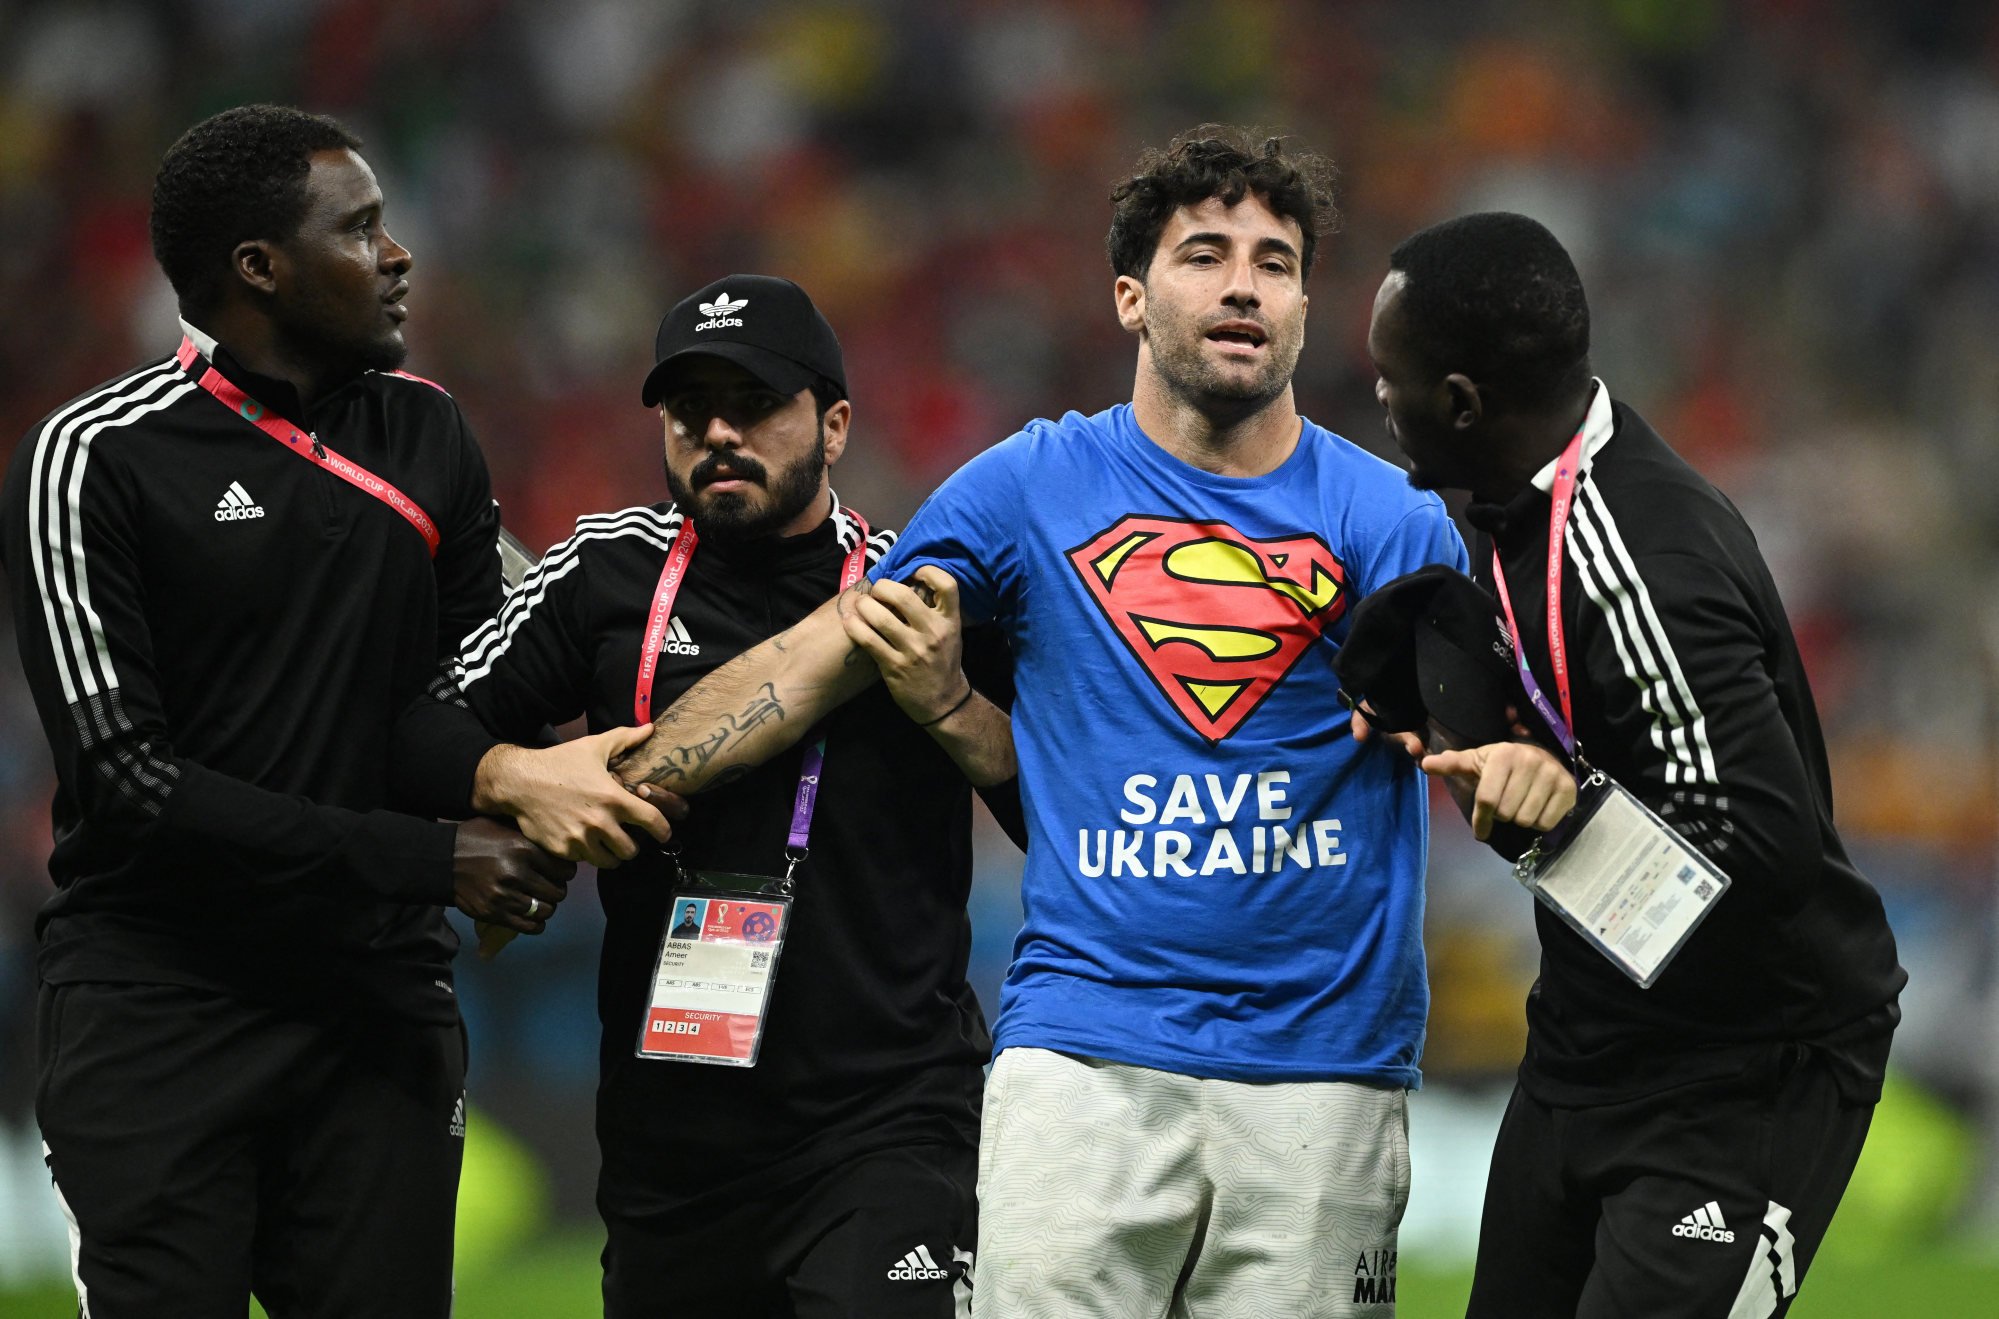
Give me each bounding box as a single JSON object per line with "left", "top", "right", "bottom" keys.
{"left": 306, "top": 430, "right": 340, "bottom": 531}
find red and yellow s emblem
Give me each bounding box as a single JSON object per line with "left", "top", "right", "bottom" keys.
{"left": 1066, "top": 515, "right": 1349, "bottom": 742}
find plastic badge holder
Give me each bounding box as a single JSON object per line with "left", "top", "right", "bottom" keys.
{"left": 1514, "top": 771, "right": 1732, "bottom": 988}
{"left": 639, "top": 873, "right": 793, "bottom": 1066}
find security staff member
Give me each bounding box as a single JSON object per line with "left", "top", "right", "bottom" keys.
{"left": 0, "top": 106, "right": 670, "bottom": 1318}
{"left": 1363, "top": 211, "right": 1904, "bottom": 1318}
{"left": 456, "top": 274, "right": 1020, "bottom": 1319}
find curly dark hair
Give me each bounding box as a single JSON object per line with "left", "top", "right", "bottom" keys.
{"left": 150, "top": 104, "right": 363, "bottom": 317}
{"left": 1107, "top": 125, "right": 1339, "bottom": 281}
{"left": 1388, "top": 212, "right": 1592, "bottom": 412}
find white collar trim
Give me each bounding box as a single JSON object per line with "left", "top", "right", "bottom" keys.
{"left": 177, "top": 316, "right": 221, "bottom": 362}
{"left": 1529, "top": 378, "right": 1614, "bottom": 494}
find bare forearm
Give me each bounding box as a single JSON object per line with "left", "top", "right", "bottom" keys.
{"left": 614, "top": 668, "right": 798, "bottom": 795}
{"left": 922, "top": 691, "right": 1016, "bottom": 787}
{"left": 613, "top": 592, "right": 879, "bottom": 794}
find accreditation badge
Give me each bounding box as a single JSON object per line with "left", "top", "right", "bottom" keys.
{"left": 639, "top": 875, "right": 792, "bottom": 1066}
{"left": 1514, "top": 772, "right": 1731, "bottom": 988}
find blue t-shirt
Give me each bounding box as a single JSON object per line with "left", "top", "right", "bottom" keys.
{"left": 873, "top": 403, "right": 1466, "bottom": 1085}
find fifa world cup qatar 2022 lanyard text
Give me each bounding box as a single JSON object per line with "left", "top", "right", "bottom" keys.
{"left": 177, "top": 336, "right": 440, "bottom": 555}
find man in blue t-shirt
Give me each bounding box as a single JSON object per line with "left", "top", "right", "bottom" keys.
{"left": 617, "top": 126, "right": 1465, "bottom": 1319}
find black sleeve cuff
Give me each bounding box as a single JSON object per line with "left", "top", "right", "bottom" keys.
{"left": 390, "top": 694, "right": 503, "bottom": 820}
{"left": 976, "top": 777, "right": 1029, "bottom": 854}
{"left": 346, "top": 813, "right": 460, "bottom": 906}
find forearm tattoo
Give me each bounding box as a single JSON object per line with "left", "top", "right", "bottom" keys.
{"left": 622, "top": 683, "right": 787, "bottom": 793}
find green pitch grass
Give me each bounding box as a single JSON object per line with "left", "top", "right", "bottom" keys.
{"left": 2, "top": 1228, "right": 1995, "bottom": 1317}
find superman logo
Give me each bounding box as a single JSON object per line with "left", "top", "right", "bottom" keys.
{"left": 1066, "top": 515, "right": 1349, "bottom": 742}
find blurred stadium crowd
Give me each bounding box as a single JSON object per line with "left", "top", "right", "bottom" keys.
{"left": 1, "top": 0, "right": 1995, "bottom": 1273}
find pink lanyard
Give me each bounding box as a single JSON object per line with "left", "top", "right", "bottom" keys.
{"left": 631, "top": 510, "right": 870, "bottom": 724}
{"left": 633, "top": 509, "right": 870, "bottom": 867}
{"left": 176, "top": 337, "right": 440, "bottom": 556}
{"left": 1491, "top": 430, "right": 1585, "bottom": 759}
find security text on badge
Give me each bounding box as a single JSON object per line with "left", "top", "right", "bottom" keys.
{"left": 639, "top": 893, "right": 790, "bottom": 1065}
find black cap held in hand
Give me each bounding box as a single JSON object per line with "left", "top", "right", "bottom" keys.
{"left": 640, "top": 274, "right": 847, "bottom": 407}
{"left": 1337, "top": 564, "right": 1564, "bottom": 863}
{"left": 1334, "top": 564, "right": 1537, "bottom": 749}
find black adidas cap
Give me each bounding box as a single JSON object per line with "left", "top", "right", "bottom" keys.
{"left": 640, "top": 274, "right": 847, "bottom": 408}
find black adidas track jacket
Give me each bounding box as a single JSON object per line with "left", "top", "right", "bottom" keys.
{"left": 1, "top": 337, "right": 503, "bottom": 1021}
{"left": 1467, "top": 389, "right": 1904, "bottom": 1104}
{"left": 456, "top": 500, "right": 1014, "bottom": 1215}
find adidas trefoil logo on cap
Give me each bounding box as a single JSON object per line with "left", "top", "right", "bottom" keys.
{"left": 661, "top": 615, "right": 701, "bottom": 657}
{"left": 1672, "top": 1200, "right": 1735, "bottom": 1243}
{"left": 695, "top": 292, "right": 748, "bottom": 332}
{"left": 885, "top": 1244, "right": 950, "bottom": 1281}
{"left": 214, "top": 481, "right": 265, "bottom": 522}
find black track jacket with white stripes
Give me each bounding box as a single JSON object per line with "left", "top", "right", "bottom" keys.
{"left": 1, "top": 335, "right": 503, "bottom": 1023}
{"left": 1467, "top": 386, "right": 1903, "bottom": 1105}
{"left": 456, "top": 498, "right": 1011, "bottom": 1215}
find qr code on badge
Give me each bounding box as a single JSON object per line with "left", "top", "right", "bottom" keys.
{"left": 750, "top": 951, "right": 770, "bottom": 970}
{"left": 1693, "top": 879, "right": 1715, "bottom": 901}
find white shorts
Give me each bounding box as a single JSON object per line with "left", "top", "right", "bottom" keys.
{"left": 976, "top": 1047, "right": 1410, "bottom": 1319}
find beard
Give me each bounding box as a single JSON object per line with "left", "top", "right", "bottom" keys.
{"left": 663, "top": 423, "right": 828, "bottom": 543}
{"left": 1145, "top": 301, "right": 1302, "bottom": 414}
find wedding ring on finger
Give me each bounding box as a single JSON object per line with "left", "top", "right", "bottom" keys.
{"left": 525, "top": 897, "right": 541, "bottom": 919}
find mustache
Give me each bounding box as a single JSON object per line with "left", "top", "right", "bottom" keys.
{"left": 691, "top": 453, "right": 768, "bottom": 488}
{"left": 1203, "top": 313, "right": 1273, "bottom": 337}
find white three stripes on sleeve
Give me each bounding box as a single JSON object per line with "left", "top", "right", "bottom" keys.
{"left": 458, "top": 500, "right": 888, "bottom": 692}
{"left": 864, "top": 527, "right": 897, "bottom": 569}
{"left": 456, "top": 505, "right": 681, "bottom": 687}
{"left": 830, "top": 491, "right": 896, "bottom": 568}
{"left": 28, "top": 362, "right": 183, "bottom": 703}
{"left": 1566, "top": 477, "right": 1717, "bottom": 786}
{"left": 25, "top": 361, "right": 193, "bottom": 815}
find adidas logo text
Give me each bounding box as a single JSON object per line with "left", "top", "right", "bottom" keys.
{"left": 1673, "top": 1200, "right": 1735, "bottom": 1243}
{"left": 214, "top": 481, "right": 265, "bottom": 522}
{"left": 886, "top": 1244, "right": 949, "bottom": 1281}
{"left": 660, "top": 616, "right": 701, "bottom": 657}
{"left": 695, "top": 292, "right": 748, "bottom": 332}
{"left": 448, "top": 1095, "right": 466, "bottom": 1139}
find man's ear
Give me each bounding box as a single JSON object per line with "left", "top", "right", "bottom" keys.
{"left": 1444, "top": 373, "right": 1484, "bottom": 432}
{"left": 231, "top": 239, "right": 280, "bottom": 298}
{"left": 819, "top": 397, "right": 852, "bottom": 466}
{"left": 1113, "top": 274, "right": 1146, "bottom": 336}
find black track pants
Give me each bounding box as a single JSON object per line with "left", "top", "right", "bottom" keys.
{"left": 37, "top": 981, "right": 466, "bottom": 1319}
